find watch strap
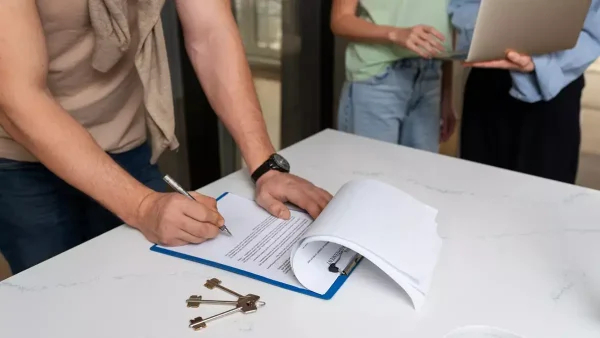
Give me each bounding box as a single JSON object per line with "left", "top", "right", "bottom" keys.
{"left": 251, "top": 160, "right": 273, "bottom": 183}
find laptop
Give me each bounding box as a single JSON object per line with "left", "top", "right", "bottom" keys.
{"left": 437, "top": 0, "right": 592, "bottom": 62}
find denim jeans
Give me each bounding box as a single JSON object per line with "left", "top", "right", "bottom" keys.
{"left": 0, "top": 143, "right": 166, "bottom": 274}
{"left": 337, "top": 58, "right": 442, "bottom": 152}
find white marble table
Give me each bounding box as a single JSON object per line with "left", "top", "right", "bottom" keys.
{"left": 1, "top": 129, "right": 599, "bottom": 338}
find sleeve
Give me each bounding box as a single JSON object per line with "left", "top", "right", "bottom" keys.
{"left": 510, "top": 1, "right": 600, "bottom": 102}
{"left": 447, "top": 0, "right": 480, "bottom": 52}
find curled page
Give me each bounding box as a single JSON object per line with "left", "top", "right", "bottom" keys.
{"left": 290, "top": 179, "right": 442, "bottom": 310}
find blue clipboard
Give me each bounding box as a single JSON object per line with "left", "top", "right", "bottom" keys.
{"left": 150, "top": 192, "right": 362, "bottom": 300}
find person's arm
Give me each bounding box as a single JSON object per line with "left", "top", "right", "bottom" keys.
{"left": 331, "top": 0, "right": 446, "bottom": 58}
{"left": 509, "top": 1, "right": 600, "bottom": 102}
{"left": 331, "top": 0, "right": 400, "bottom": 44}
{"left": 440, "top": 61, "right": 457, "bottom": 142}
{"left": 0, "top": 1, "right": 221, "bottom": 246}
{"left": 0, "top": 1, "right": 152, "bottom": 226}
{"left": 447, "top": 0, "right": 479, "bottom": 53}
{"left": 174, "top": 0, "right": 332, "bottom": 220}
{"left": 174, "top": 0, "right": 272, "bottom": 174}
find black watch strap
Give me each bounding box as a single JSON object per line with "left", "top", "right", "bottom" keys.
{"left": 251, "top": 161, "right": 273, "bottom": 183}
{"left": 251, "top": 154, "right": 290, "bottom": 183}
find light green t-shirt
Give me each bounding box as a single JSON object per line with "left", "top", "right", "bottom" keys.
{"left": 346, "top": 0, "right": 453, "bottom": 81}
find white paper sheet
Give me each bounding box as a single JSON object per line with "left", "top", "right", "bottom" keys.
{"left": 157, "top": 193, "right": 349, "bottom": 294}
{"left": 291, "top": 179, "right": 442, "bottom": 309}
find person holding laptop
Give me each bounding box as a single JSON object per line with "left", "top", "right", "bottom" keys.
{"left": 448, "top": 0, "right": 600, "bottom": 184}
{"left": 331, "top": 0, "right": 457, "bottom": 153}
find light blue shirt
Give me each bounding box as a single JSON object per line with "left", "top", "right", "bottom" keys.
{"left": 448, "top": 0, "right": 600, "bottom": 103}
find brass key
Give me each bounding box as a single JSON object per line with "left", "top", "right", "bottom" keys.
{"left": 186, "top": 295, "right": 239, "bottom": 308}
{"left": 189, "top": 295, "right": 265, "bottom": 331}
{"left": 204, "top": 278, "right": 244, "bottom": 298}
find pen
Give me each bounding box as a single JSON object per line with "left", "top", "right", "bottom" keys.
{"left": 163, "top": 175, "right": 233, "bottom": 236}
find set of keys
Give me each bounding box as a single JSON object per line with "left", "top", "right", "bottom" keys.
{"left": 185, "top": 278, "right": 266, "bottom": 331}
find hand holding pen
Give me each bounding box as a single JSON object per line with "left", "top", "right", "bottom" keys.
{"left": 163, "top": 175, "right": 232, "bottom": 236}
{"left": 130, "top": 175, "right": 231, "bottom": 246}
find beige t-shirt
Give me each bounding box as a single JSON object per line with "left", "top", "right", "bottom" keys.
{"left": 0, "top": 0, "right": 148, "bottom": 162}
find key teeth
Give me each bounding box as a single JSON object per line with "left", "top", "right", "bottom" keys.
{"left": 204, "top": 278, "right": 221, "bottom": 289}
{"left": 189, "top": 317, "right": 207, "bottom": 331}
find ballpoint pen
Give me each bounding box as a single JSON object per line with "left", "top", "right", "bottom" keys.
{"left": 163, "top": 175, "right": 233, "bottom": 236}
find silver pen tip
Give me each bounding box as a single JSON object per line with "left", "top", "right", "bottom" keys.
{"left": 221, "top": 225, "right": 233, "bottom": 236}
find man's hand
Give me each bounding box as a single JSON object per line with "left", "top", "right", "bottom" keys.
{"left": 388, "top": 25, "right": 447, "bottom": 58}
{"left": 134, "top": 191, "right": 225, "bottom": 246}
{"left": 464, "top": 50, "right": 535, "bottom": 72}
{"left": 255, "top": 171, "right": 333, "bottom": 220}
{"left": 440, "top": 96, "right": 457, "bottom": 143}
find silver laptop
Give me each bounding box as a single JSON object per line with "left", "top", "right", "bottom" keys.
{"left": 438, "top": 0, "right": 592, "bottom": 62}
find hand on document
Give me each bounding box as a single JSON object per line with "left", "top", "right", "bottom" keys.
{"left": 464, "top": 50, "right": 535, "bottom": 72}
{"left": 255, "top": 171, "right": 333, "bottom": 220}
{"left": 133, "top": 191, "right": 226, "bottom": 246}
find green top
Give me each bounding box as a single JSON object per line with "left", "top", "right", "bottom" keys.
{"left": 345, "top": 0, "right": 453, "bottom": 81}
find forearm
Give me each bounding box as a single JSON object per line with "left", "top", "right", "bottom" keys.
{"left": 331, "top": 15, "right": 396, "bottom": 44}
{"left": 0, "top": 90, "right": 153, "bottom": 225}
{"left": 183, "top": 19, "right": 274, "bottom": 172}
{"left": 441, "top": 61, "right": 454, "bottom": 100}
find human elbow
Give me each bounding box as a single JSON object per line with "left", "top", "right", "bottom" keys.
{"left": 330, "top": 14, "right": 350, "bottom": 36}
{"left": 0, "top": 83, "right": 47, "bottom": 123}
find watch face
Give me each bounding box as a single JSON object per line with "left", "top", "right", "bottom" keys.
{"left": 272, "top": 154, "right": 290, "bottom": 171}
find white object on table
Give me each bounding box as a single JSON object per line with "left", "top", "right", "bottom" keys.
{"left": 1, "top": 129, "right": 599, "bottom": 338}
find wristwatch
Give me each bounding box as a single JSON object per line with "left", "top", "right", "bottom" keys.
{"left": 251, "top": 153, "right": 290, "bottom": 183}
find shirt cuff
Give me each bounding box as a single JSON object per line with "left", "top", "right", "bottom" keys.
{"left": 509, "top": 55, "right": 564, "bottom": 103}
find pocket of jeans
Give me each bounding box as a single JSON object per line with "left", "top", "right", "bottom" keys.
{"left": 359, "top": 64, "right": 393, "bottom": 85}
{"left": 421, "top": 65, "right": 443, "bottom": 82}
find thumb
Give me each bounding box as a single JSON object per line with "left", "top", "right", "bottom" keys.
{"left": 256, "top": 192, "right": 291, "bottom": 220}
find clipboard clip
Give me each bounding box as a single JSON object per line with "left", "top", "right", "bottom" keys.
{"left": 341, "top": 253, "right": 362, "bottom": 275}
{"left": 328, "top": 247, "right": 362, "bottom": 275}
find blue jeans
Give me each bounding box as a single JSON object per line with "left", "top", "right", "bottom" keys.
{"left": 0, "top": 143, "right": 166, "bottom": 274}
{"left": 338, "top": 58, "right": 442, "bottom": 152}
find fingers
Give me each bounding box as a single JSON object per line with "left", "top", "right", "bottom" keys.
{"left": 422, "top": 26, "right": 446, "bottom": 42}
{"left": 318, "top": 187, "right": 333, "bottom": 204}
{"left": 307, "top": 187, "right": 332, "bottom": 212}
{"left": 406, "top": 39, "right": 431, "bottom": 58}
{"left": 181, "top": 198, "right": 223, "bottom": 226}
{"left": 189, "top": 192, "right": 218, "bottom": 211}
{"left": 180, "top": 211, "right": 220, "bottom": 239}
{"left": 506, "top": 50, "right": 533, "bottom": 71}
{"left": 414, "top": 26, "right": 446, "bottom": 56}
{"left": 416, "top": 31, "right": 445, "bottom": 52}
{"left": 440, "top": 123, "right": 449, "bottom": 143}
{"left": 176, "top": 228, "right": 208, "bottom": 245}
{"left": 160, "top": 238, "right": 188, "bottom": 247}
{"left": 394, "top": 26, "right": 446, "bottom": 58}
{"left": 295, "top": 192, "right": 323, "bottom": 219}
{"left": 283, "top": 186, "right": 325, "bottom": 219}
{"left": 463, "top": 60, "right": 510, "bottom": 69}
{"left": 506, "top": 50, "right": 524, "bottom": 64}
{"left": 256, "top": 191, "right": 291, "bottom": 219}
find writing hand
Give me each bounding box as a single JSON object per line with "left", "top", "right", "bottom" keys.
{"left": 133, "top": 191, "right": 225, "bottom": 246}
